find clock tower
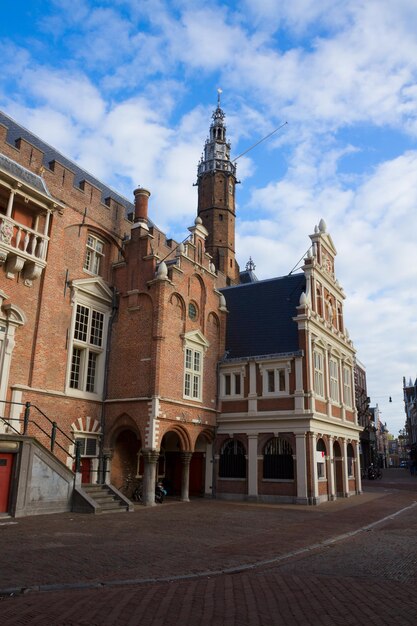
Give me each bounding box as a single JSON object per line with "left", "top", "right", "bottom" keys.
{"left": 197, "top": 93, "right": 240, "bottom": 284}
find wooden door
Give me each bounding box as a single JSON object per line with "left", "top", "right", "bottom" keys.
{"left": 80, "top": 458, "right": 92, "bottom": 484}
{"left": 0, "top": 453, "right": 13, "bottom": 512}
{"left": 189, "top": 452, "right": 204, "bottom": 496}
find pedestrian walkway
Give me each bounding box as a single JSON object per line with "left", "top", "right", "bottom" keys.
{"left": 1, "top": 469, "right": 416, "bottom": 625}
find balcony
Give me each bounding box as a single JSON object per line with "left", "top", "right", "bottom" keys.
{"left": 0, "top": 154, "right": 65, "bottom": 285}
{"left": 0, "top": 214, "right": 49, "bottom": 283}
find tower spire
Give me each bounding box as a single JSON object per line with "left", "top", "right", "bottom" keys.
{"left": 196, "top": 92, "right": 239, "bottom": 285}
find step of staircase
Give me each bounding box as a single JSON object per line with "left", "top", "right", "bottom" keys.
{"left": 81, "top": 484, "right": 130, "bottom": 513}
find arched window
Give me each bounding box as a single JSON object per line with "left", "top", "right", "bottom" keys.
{"left": 316, "top": 287, "right": 323, "bottom": 317}
{"left": 219, "top": 439, "right": 246, "bottom": 478}
{"left": 263, "top": 437, "right": 294, "bottom": 479}
{"left": 347, "top": 443, "right": 355, "bottom": 477}
{"left": 337, "top": 304, "right": 343, "bottom": 332}
{"left": 316, "top": 438, "right": 326, "bottom": 479}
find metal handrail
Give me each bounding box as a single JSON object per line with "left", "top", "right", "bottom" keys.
{"left": 0, "top": 400, "right": 81, "bottom": 473}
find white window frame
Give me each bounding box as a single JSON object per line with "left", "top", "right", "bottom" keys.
{"left": 220, "top": 367, "right": 244, "bottom": 399}
{"left": 84, "top": 233, "right": 105, "bottom": 275}
{"left": 69, "top": 303, "right": 105, "bottom": 395}
{"left": 329, "top": 358, "right": 340, "bottom": 403}
{"left": 316, "top": 442, "right": 327, "bottom": 480}
{"left": 66, "top": 279, "right": 112, "bottom": 400}
{"left": 183, "top": 330, "right": 209, "bottom": 402}
{"left": 75, "top": 435, "right": 99, "bottom": 458}
{"left": 343, "top": 365, "right": 353, "bottom": 408}
{"left": 259, "top": 361, "right": 290, "bottom": 397}
{"left": 313, "top": 350, "right": 324, "bottom": 398}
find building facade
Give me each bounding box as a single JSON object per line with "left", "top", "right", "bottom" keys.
{"left": 0, "top": 100, "right": 362, "bottom": 515}
{"left": 403, "top": 377, "right": 417, "bottom": 468}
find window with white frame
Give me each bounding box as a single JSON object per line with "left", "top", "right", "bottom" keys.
{"left": 84, "top": 234, "right": 104, "bottom": 275}
{"left": 261, "top": 364, "right": 288, "bottom": 396}
{"left": 221, "top": 370, "right": 243, "bottom": 398}
{"left": 184, "top": 347, "right": 202, "bottom": 400}
{"left": 69, "top": 303, "right": 106, "bottom": 394}
{"left": 316, "top": 439, "right": 326, "bottom": 479}
{"left": 343, "top": 366, "right": 352, "bottom": 407}
{"left": 313, "top": 351, "right": 324, "bottom": 397}
{"left": 182, "top": 331, "right": 208, "bottom": 402}
{"left": 329, "top": 358, "right": 340, "bottom": 402}
{"left": 75, "top": 436, "right": 99, "bottom": 457}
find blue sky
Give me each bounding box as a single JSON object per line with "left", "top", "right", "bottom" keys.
{"left": 2, "top": 0, "right": 417, "bottom": 435}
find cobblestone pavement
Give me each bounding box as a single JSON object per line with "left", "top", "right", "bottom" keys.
{"left": 1, "top": 469, "right": 416, "bottom": 625}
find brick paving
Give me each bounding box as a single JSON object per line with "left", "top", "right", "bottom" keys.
{"left": 1, "top": 469, "right": 416, "bottom": 625}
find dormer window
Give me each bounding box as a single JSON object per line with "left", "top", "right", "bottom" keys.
{"left": 84, "top": 234, "right": 104, "bottom": 275}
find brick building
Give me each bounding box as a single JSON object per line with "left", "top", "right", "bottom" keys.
{"left": 0, "top": 98, "right": 362, "bottom": 516}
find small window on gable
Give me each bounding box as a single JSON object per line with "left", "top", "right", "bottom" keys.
{"left": 262, "top": 365, "right": 288, "bottom": 396}
{"left": 221, "top": 370, "right": 243, "bottom": 398}
{"left": 84, "top": 234, "right": 104, "bottom": 275}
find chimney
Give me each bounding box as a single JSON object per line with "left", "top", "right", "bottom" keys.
{"left": 134, "top": 186, "right": 151, "bottom": 225}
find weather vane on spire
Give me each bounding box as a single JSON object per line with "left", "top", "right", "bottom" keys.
{"left": 217, "top": 87, "right": 222, "bottom": 107}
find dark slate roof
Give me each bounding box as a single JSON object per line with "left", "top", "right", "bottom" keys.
{"left": 239, "top": 269, "right": 258, "bottom": 284}
{"left": 0, "top": 152, "right": 51, "bottom": 196}
{"left": 221, "top": 273, "right": 306, "bottom": 359}
{"left": 0, "top": 110, "right": 135, "bottom": 217}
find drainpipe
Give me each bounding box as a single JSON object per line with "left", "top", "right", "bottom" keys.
{"left": 98, "top": 286, "right": 119, "bottom": 484}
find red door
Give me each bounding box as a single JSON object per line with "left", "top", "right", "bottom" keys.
{"left": 80, "top": 458, "right": 92, "bottom": 484}
{"left": 189, "top": 453, "right": 204, "bottom": 496}
{"left": 0, "top": 453, "right": 14, "bottom": 513}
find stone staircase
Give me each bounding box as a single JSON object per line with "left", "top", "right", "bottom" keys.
{"left": 77, "top": 484, "right": 133, "bottom": 514}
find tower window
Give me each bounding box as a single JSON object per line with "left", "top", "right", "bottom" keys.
{"left": 84, "top": 234, "right": 104, "bottom": 276}
{"left": 219, "top": 214, "right": 223, "bottom": 221}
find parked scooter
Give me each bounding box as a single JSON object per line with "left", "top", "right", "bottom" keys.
{"left": 131, "top": 481, "right": 167, "bottom": 503}
{"left": 155, "top": 481, "right": 167, "bottom": 503}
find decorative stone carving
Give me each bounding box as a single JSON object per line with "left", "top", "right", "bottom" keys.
{"left": 0, "top": 219, "right": 14, "bottom": 245}
{"left": 23, "top": 260, "right": 43, "bottom": 283}
{"left": 6, "top": 254, "right": 25, "bottom": 279}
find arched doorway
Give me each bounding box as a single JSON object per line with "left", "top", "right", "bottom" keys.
{"left": 110, "top": 429, "right": 141, "bottom": 492}
{"left": 333, "top": 440, "right": 343, "bottom": 496}
{"left": 190, "top": 433, "right": 210, "bottom": 497}
{"left": 160, "top": 431, "right": 182, "bottom": 496}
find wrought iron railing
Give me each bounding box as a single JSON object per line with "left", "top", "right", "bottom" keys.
{"left": 0, "top": 400, "right": 81, "bottom": 475}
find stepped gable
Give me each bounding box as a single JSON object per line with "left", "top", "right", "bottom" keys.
{"left": 0, "top": 110, "right": 137, "bottom": 219}
{"left": 221, "top": 273, "right": 305, "bottom": 358}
